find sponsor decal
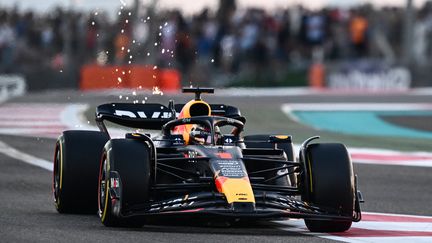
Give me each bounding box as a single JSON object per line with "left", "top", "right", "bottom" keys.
{"left": 110, "top": 178, "right": 119, "bottom": 188}
{"left": 114, "top": 110, "right": 172, "bottom": 119}
{"left": 327, "top": 61, "right": 411, "bottom": 91}
{"left": 212, "top": 160, "right": 245, "bottom": 178}
{"left": 149, "top": 196, "right": 195, "bottom": 212}
{"left": 224, "top": 137, "right": 234, "bottom": 144}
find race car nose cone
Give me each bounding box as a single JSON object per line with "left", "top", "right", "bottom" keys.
{"left": 232, "top": 202, "right": 255, "bottom": 213}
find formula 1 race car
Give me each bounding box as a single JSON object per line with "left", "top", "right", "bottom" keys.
{"left": 53, "top": 87, "right": 363, "bottom": 232}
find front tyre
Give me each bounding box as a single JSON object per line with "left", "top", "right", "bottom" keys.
{"left": 302, "top": 143, "right": 354, "bottom": 232}
{"left": 98, "top": 139, "right": 151, "bottom": 227}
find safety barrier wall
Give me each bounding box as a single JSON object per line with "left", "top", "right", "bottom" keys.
{"left": 313, "top": 61, "right": 412, "bottom": 91}
{"left": 80, "top": 65, "right": 181, "bottom": 91}
{"left": 0, "top": 75, "right": 27, "bottom": 103}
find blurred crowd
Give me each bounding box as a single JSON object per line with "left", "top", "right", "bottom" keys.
{"left": 2, "top": 2, "right": 432, "bottom": 84}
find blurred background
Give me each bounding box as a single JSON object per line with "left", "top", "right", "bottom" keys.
{"left": 0, "top": 0, "right": 431, "bottom": 91}
{"left": 0, "top": 3, "right": 432, "bottom": 237}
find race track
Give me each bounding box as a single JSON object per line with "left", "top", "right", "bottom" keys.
{"left": 0, "top": 89, "right": 431, "bottom": 242}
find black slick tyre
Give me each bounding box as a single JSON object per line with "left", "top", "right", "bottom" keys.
{"left": 302, "top": 143, "right": 354, "bottom": 232}
{"left": 53, "top": 130, "right": 109, "bottom": 213}
{"left": 98, "top": 139, "right": 151, "bottom": 227}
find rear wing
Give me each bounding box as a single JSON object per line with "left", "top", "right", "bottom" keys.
{"left": 96, "top": 103, "right": 175, "bottom": 130}
{"left": 95, "top": 102, "right": 246, "bottom": 134}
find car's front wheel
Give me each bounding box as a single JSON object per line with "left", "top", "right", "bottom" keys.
{"left": 98, "top": 139, "right": 151, "bottom": 227}
{"left": 301, "top": 143, "right": 354, "bottom": 232}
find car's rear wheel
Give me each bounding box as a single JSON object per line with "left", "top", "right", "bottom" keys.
{"left": 243, "top": 134, "right": 295, "bottom": 186}
{"left": 301, "top": 143, "right": 354, "bottom": 232}
{"left": 53, "top": 131, "right": 109, "bottom": 213}
{"left": 98, "top": 139, "right": 151, "bottom": 227}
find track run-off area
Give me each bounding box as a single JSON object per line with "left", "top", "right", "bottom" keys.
{"left": 0, "top": 89, "right": 431, "bottom": 242}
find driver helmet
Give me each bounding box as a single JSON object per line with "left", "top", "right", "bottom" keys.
{"left": 189, "top": 125, "right": 210, "bottom": 145}
{"left": 189, "top": 125, "right": 222, "bottom": 145}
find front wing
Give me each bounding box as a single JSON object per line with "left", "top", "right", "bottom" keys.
{"left": 120, "top": 192, "right": 355, "bottom": 222}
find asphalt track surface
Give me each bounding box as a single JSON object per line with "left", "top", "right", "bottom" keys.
{"left": 0, "top": 90, "right": 431, "bottom": 242}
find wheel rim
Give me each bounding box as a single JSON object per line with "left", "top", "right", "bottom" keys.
{"left": 98, "top": 157, "right": 108, "bottom": 218}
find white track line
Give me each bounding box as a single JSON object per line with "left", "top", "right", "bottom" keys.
{"left": 285, "top": 103, "right": 432, "bottom": 167}
{"left": 0, "top": 103, "right": 142, "bottom": 173}
{"left": 276, "top": 212, "right": 432, "bottom": 242}
{"left": 0, "top": 140, "right": 52, "bottom": 171}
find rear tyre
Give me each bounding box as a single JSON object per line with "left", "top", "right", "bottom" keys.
{"left": 302, "top": 143, "right": 354, "bottom": 232}
{"left": 53, "top": 131, "right": 109, "bottom": 213}
{"left": 98, "top": 139, "right": 151, "bottom": 227}
{"left": 243, "top": 134, "right": 295, "bottom": 186}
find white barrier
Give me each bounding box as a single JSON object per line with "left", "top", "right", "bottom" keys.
{"left": 0, "top": 75, "right": 27, "bottom": 102}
